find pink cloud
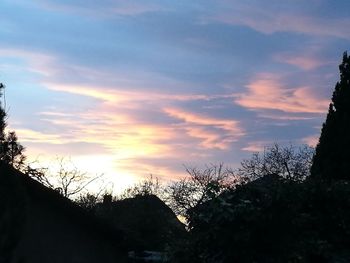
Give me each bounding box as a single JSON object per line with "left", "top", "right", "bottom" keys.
{"left": 164, "top": 108, "right": 243, "bottom": 134}
{"left": 274, "top": 53, "right": 330, "bottom": 71}
{"left": 241, "top": 141, "right": 270, "bottom": 152}
{"left": 164, "top": 107, "right": 244, "bottom": 150}
{"left": 302, "top": 135, "right": 319, "bottom": 147}
{"left": 234, "top": 73, "right": 329, "bottom": 114}
{"left": 186, "top": 127, "right": 231, "bottom": 150}
{"left": 0, "top": 47, "right": 56, "bottom": 77}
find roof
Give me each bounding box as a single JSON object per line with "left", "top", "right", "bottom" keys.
{"left": 0, "top": 161, "right": 126, "bottom": 250}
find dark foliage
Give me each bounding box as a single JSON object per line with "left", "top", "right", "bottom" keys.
{"left": 311, "top": 52, "right": 350, "bottom": 180}
{"left": 0, "top": 83, "right": 5, "bottom": 143}
{"left": 184, "top": 175, "right": 350, "bottom": 263}
{"left": 75, "top": 193, "right": 101, "bottom": 212}
{"left": 0, "top": 83, "right": 26, "bottom": 170}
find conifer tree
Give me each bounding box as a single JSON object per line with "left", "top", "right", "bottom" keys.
{"left": 0, "top": 83, "right": 7, "bottom": 154}
{"left": 0, "top": 82, "right": 26, "bottom": 169}
{"left": 311, "top": 52, "right": 350, "bottom": 180}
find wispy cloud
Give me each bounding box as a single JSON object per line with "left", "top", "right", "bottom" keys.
{"left": 45, "top": 82, "right": 219, "bottom": 105}
{"left": 0, "top": 47, "right": 56, "bottom": 77}
{"left": 15, "top": 128, "right": 65, "bottom": 144}
{"left": 210, "top": 3, "right": 350, "bottom": 39}
{"left": 164, "top": 107, "right": 244, "bottom": 150}
{"left": 274, "top": 53, "right": 331, "bottom": 71}
{"left": 234, "top": 73, "right": 329, "bottom": 114}
{"left": 242, "top": 141, "right": 270, "bottom": 152}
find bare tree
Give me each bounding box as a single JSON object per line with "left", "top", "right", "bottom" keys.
{"left": 165, "top": 163, "right": 237, "bottom": 219}
{"left": 237, "top": 143, "right": 314, "bottom": 181}
{"left": 27, "top": 157, "right": 103, "bottom": 199}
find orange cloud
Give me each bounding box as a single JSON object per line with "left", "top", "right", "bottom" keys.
{"left": 39, "top": 109, "right": 176, "bottom": 158}
{"left": 235, "top": 73, "right": 329, "bottom": 114}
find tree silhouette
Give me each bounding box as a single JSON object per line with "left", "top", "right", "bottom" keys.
{"left": 29, "top": 157, "right": 104, "bottom": 199}
{"left": 118, "top": 175, "right": 162, "bottom": 200}
{"left": 237, "top": 144, "right": 314, "bottom": 181}
{"left": 0, "top": 83, "right": 6, "bottom": 153}
{"left": 165, "top": 163, "right": 236, "bottom": 220}
{"left": 311, "top": 52, "right": 350, "bottom": 180}
{"left": 0, "top": 83, "right": 26, "bottom": 169}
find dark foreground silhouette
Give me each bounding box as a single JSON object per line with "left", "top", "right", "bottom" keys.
{"left": 0, "top": 162, "right": 186, "bottom": 263}
{"left": 0, "top": 162, "right": 127, "bottom": 263}
{"left": 179, "top": 174, "right": 350, "bottom": 262}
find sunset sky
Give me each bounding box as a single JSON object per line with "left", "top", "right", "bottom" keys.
{"left": 1, "top": 0, "right": 350, "bottom": 192}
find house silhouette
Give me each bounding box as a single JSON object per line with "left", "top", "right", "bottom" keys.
{"left": 0, "top": 161, "right": 127, "bottom": 263}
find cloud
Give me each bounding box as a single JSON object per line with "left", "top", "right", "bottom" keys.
{"left": 15, "top": 128, "right": 65, "bottom": 144}
{"left": 33, "top": 104, "right": 245, "bottom": 184}
{"left": 0, "top": 47, "right": 56, "bottom": 77}
{"left": 38, "top": 109, "right": 176, "bottom": 157}
{"left": 302, "top": 134, "right": 319, "bottom": 147}
{"left": 186, "top": 126, "right": 232, "bottom": 150}
{"left": 2, "top": 0, "right": 345, "bottom": 192}
{"left": 45, "top": 82, "right": 218, "bottom": 105}
{"left": 164, "top": 107, "right": 244, "bottom": 150}
{"left": 0, "top": 45, "right": 247, "bottom": 184}
{"left": 207, "top": 1, "right": 350, "bottom": 39}
{"left": 234, "top": 73, "right": 329, "bottom": 114}
{"left": 274, "top": 53, "right": 331, "bottom": 71}
{"left": 242, "top": 141, "right": 269, "bottom": 152}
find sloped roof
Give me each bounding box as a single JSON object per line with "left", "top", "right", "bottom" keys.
{"left": 97, "top": 194, "right": 187, "bottom": 251}
{"left": 0, "top": 161, "right": 126, "bottom": 250}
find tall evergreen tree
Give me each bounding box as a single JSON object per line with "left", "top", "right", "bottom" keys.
{"left": 311, "top": 52, "right": 350, "bottom": 180}
{"left": 0, "top": 82, "right": 26, "bottom": 169}
{"left": 0, "top": 83, "right": 7, "bottom": 154}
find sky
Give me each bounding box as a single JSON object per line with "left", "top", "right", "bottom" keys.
{"left": 1, "top": 0, "right": 350, "bottom": 192}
